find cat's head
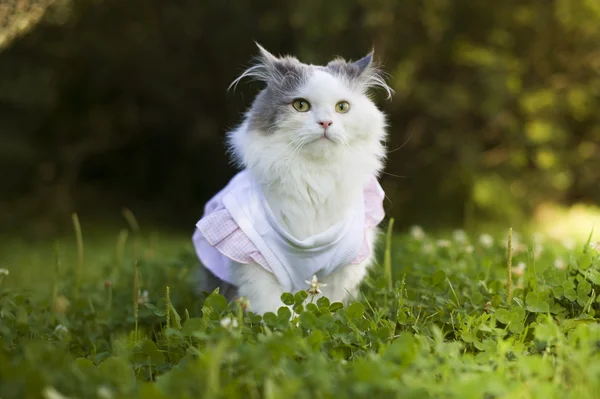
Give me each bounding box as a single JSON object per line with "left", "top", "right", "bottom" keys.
{"left": 228, "top": 44, "right": 391, "bottom": 179}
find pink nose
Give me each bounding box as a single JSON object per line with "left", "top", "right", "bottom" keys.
{"left": 318, "top": 120, "right": 333, "bottom": 129}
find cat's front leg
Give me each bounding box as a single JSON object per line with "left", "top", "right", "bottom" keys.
{"left": 231, "top": 261, "right": 287, "bottom": 315}
{"left": 319, "top": 257, "right": 373, "bottom": 304}
{"left": 319, "top": 228, "right": 380, "bottom": 304}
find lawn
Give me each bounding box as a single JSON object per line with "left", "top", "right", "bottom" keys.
{"left": 0, "top": 219, "right": 599, "bottom": 399}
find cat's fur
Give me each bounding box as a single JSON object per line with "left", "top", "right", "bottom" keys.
{"left": 199, "top": 44, "right": 391, "bottom": 314}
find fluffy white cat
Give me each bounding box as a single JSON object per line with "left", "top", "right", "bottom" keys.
{"left": 193, "top": 44, "right": 392, "bottom": 315}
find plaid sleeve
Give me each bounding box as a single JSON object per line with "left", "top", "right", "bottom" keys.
{"left": 194, "top": 193, "right": 269, "bottom": 282}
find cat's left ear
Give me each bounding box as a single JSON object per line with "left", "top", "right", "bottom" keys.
{"left": 328, "top": 48, "right": 393, "bottom": 99}
{"left": 328, "top": 49, "right": 375, "bottom": 80}
{"left": 350, "top": 50, "right": 374, "bottom": 76}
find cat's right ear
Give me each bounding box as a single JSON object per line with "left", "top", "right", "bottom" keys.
{"left": 229, "top": 44, "right": 280, "bottom": 91}
{"left": 255, "top": 43, "right": 300, "bottom": 83}
{"left": 255, "top": 43, "right": 280, "bottom": 66}
{"left": 229, "top": 43, "right": 299, "bottom": 91}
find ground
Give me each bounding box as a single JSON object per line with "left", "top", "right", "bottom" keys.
{"left": 0, "top": 221, "right": 599, "bottom": 399}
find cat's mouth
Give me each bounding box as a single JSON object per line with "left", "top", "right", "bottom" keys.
{"left": 306, "top": 131, "right": 338, "bottom": 145}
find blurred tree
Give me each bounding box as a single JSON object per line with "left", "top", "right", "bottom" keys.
{"left": 0, "top": 0, "right": 599, "bottom": 234}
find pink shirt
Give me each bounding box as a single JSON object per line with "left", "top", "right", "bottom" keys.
{"left": 192, "top": 170, "right": 385, "bottom": 292}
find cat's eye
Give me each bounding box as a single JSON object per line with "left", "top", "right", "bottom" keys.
{"left": 292, "top": 98, "right": 311, "bottom": 112}
{"left": 335, "top": 101, "right": 350, "bottom": 114}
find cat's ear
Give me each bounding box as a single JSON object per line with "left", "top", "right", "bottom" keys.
{"left": 255, "top": 43, "right": 280, "bottom": 66}
{"left": 350, "top": 50, "right": 374, "bottom": 77}
{"left": 229, "top": 43, "right": 300, "bottom": 90}
{"left": 255, "top": 43, "right": 300, "bottom": 82}
{"left": 327, "top": 49, "right": 375, "bottom": 80}
{"left": 328, "top": 48, "right": 393, "bottom": 99}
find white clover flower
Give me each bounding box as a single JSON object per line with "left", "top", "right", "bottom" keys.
{"left": 137, "top": 289, "right": 149, "bottom": 305}
{"left": 305, "top": 274, "right": 327, "bottom": 296}
{"left": 54, "top": 324, "right": 69, "bottom": 336}
{"left": 512, "top": 262, "right": 526, "bottom": 277}
{"left": 234, "top": 296, "right": 250, "bottom": 311}
{"left": 534, "top": 243, "right": 544, "bottom": 259}
{"left": 532, "top": 232, "right": 546, "bottom": 243}
{"left": 220, "top": 316, "right": 238, "bottom": 329}
{"left": 43, "top": 387, "right": 70, "bottom": 399}
{"left": 452, "top": 229, "right": 467, "bottom": 243}
{"left": 554, "top": 258, "right": 567, "bottom": 270}
{"left": 423, "top": 243, "right": 434, "bottom": 254}
{"left": 479, "top": 234, "right": 494, "bottom": 248}
{"left": 512, "top": 231, "right": 522, "bottom": 243}
{"left": 561, "top": 238, "right": 576, "bottom": 251}
{"left": 97, "top": 386, "right": 114, "bottom": 399}
{"left": 0, "top": 268, "right": 9, "bottom": 276}
{"left": 52, "top": 295, "right": 70, "bottom": 314}
{"left": 508, "top": 232, "right": 527, "bottom": 254}
{"left": 465, "top": 245, "right": 474, "bottom": 254}
{"left": 590, "top": 242, "right": 600, "bottom": 253}
{"left": 410, "top": 225, "right": 425, "bottom": 240}
{"left": 436, "top": 239, "right": 451, "bottom": 248}
{"left": 508, "top": 237, "right": 527, "bottom": 254}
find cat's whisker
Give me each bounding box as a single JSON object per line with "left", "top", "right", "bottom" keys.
{"left": 289, "top": 137, "right": 309, "bottom": 160}
{"left": 287, "top": 135, "right": 308, "bottom": 152}
{"left": 280, "top": 136, "right": 307, "bottom": 164}
{"left": 381, "top": 171, "right": 408, "bottom": 179}
{"left": 388, "top": 125, "right": 415, "bottom": 154}
{"left": 339, "top": 139, "right": 352, "bottom": 150}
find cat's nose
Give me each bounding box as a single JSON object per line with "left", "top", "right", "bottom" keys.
{"left": 318, "top": 120, "right": 333, "bottom": 129}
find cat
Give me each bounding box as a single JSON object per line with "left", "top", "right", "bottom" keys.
{"left": 193, "top": 44, "right": 392, "bottom": 315}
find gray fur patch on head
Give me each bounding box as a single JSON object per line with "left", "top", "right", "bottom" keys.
{"left": 247, "top": 59, "right": 309, "bottom": 133}
{"left": 230, "top": 44, "right": 310, "bottom": 133}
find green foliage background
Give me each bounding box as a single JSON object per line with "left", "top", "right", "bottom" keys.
{"left": 1, "top": 0, "right": 600, "bottom": 232}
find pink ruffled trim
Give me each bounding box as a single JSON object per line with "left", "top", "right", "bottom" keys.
{"left": 351, "top": 176, "right": 386, "bottom": 264}
{"left": 364, "top": 176, "right": 385, "bottom": 229}
{"left": 197, "top": 208, "right": 268, "bottom": 270}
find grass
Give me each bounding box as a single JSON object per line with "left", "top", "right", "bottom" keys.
{"left": 0, "top": 220, "right": 599, "bottom": 399}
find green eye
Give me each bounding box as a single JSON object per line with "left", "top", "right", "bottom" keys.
{"left": 335, "top": 101, "right": 350, "bottom": 113}
{"left": 292, "top": 98, "right": 311, "bottom": 112}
